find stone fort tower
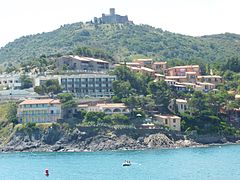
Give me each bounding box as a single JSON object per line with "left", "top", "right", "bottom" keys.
{"left": 94, "top": 8, "right": 131, "bottom": 24}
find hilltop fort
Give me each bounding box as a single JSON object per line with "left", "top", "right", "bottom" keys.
{"left": 93, "top": 8, "right": 132, "bottom": 24}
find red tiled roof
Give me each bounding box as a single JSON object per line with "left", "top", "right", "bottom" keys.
{"left": 20, "top": 99, "right": 60, "bottom": 105}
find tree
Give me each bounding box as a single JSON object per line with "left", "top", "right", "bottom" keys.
{"left": 84, "top": 112, "right": 105, "bottom": 125}
{"left": 20, "top": 75, "right": 33, "bottom": 89}
{"left": 112, "top": 81, "right": 132, "bottom": 99}
{"left": 6, "top": 103, "right": 18, "bottom": 126}
{"left": 147, "top": 80, "right": 170, "bottom": 113}
{"left": 34, "top": 79, "right": 62, "bottom": 95}
{"left": 58, "top": 93, "right": 77, "bottom": 118}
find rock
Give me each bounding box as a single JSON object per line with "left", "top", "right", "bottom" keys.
{"left": 144, "top": 133, "right": 174, "bottom": 148}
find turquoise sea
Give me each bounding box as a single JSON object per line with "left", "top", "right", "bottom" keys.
{"left": 0, "top": 145, "right": 240, "bottom": 180}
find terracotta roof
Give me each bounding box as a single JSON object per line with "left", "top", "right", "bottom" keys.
{"left": 134, "top": 59, "right": 152, "bottom": 62}
{"left": 153, "top": 62, "right": 167, "bottom": 65}
{"left": 168, "top": 65, "right": 199, "bottom": 70}
{"left": 20, "top": 99, "right": 60, "bottom": 105}
{"left": 141, "top": 67, "right": 155, "bottom": 72}
{"left": 198, "top": 75, "right": 222, "bottom": 78}
{"left": 96, "top": 103, "right": 127, "bottom": 108}
{"left": 165, "top": 76, "right": 186, "bottom": 79}
{"left": 186, "top": 72, "right": 197, "bottom": 74}
{"left": 155, "top": 73, "right": 165, "bottom": 77}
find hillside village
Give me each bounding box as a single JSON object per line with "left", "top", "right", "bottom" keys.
{"left": 0, "top": 9, "right": 240, "bottom": 152}
{"left": 1, "top": 53, "right": 240, "bottom": 136}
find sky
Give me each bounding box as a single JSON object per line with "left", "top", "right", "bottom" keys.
{"left": 1, "top": 0, "right": 240, "bottom": 47}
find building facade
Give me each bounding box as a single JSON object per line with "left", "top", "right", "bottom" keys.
{"left": 168, "top": 99, "right": 188, "bottom": 113}
{"left": 35, "top": 74, "right": 117, "bottom": 98}
{"left": 17, "top": 99, "right": 62, "bottom": 123}
{"left": 78, "top": 103, "right": 129, "bottom": 114}
{"left": 0, "top": 74, "right": 21, "bottom": 89}
{"left": 154, "top": 114, "right": 181, "bottom": 131}
{"left": 197, "top": 75, "right": 223, "bottom": 85}
{"left": 56, "top": 56, "right": 110, "bottom": 72}
{"left": 167, "top": 65, "right": 200, "bottom": 76}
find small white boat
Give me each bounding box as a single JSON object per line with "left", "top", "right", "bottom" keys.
{"left": 122, "top": 161, "right": 131, "bottom": 166}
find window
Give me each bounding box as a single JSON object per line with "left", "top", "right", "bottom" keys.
{"left": 165, "top": 119, "right": 168, "bottom": 125}
{"left": 173, "top": 119, "right": 176, "bottom": 123}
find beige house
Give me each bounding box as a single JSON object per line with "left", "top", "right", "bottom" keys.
{"left": 197, "top": 75, "right": 223, "bottom": 85}
{"left": 78, "top": 103, "right": 130, "bottom": 114}
{"left": 17, "top": 99, "right": 62, "bottom": 123}
{"left": 132, "top": 58, "right": 153, "bottom": 68}
{"left": 168, "top": 99, "right": 188, "bottom": 113}
{"left": 154, "top": 114, "right": 181, "bottom": 131}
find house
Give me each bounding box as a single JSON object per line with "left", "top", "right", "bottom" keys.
{"left": 197, "top": 75, "right": 223, "bottom": 85}
{"left": 55, "top": 55, "right": 110, "bottom": 72}
{"left": 132, "top": 58, "right": 153, "bottom": 68}
{"left": 196, "top": 82, "right": 215, "bottom": 92}
{"left": 168, "top": 99, "right": 188, "bottom": 113}
{"left": 154, "top": 114, "right": 181, "bottom": 131}
{"left": 78, "top": 103, "right": 129, "bottom": 114}
{"left": 17, "top": 99, "right": 62, "bottom": 123}
{"left": 167, "top": 65, "right": 200, "bottom": 76}
{"left": 152, "top": 62, "right": 167, "bottom": 74}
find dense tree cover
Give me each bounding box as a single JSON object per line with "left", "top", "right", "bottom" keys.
{"left": 1, "top": 23, "right": 240, "bottom": 63}
{"left": 112, "top": 66, "right": 184, "bottom": 115}
{"left": 83, "top": 111, "right": 130, "bottom": 126}
{"left": 6, "top": 103, "right": 18, "bottom": 126}
{"left": 20, "top": 75, "right": 33, "bottom": 89}
{"left": 111, "top": 65, "right": 240, "bottom": 135}
{"left": 34, "top": 79, "right": 62, "bottom": 95}
{"left": 181, "top": 90, "right": 240, "bottom": 135}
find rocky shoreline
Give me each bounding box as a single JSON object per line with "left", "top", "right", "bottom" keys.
{"left": 1, "top": 125, "right": 239, "bottom": 152}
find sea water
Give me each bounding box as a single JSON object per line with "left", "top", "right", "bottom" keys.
{"left": 0, "top": 145, "right": 240, "bottom": 180}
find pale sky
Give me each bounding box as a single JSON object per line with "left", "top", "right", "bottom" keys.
{"left": 1, "top": 0, "right": 240, "bottom": 47}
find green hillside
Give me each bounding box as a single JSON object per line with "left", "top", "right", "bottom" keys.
{"left": 1, "top": 22, "right": 240, "bottom": 63}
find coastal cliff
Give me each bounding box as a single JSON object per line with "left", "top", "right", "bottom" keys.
{"left": 1, "top": 124, "right": 239, "bottom": 152}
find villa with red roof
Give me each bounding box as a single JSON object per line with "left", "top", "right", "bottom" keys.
{"left": 17, "top": 99, "right": 62, "bottom": 123}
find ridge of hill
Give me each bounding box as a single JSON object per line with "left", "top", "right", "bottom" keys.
{"left": 1, "top": 22, "right": 240, "bottom": 63}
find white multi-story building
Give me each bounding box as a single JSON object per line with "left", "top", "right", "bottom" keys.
{"left": 0, "top": 74, "right": 21, "bottom": 89}
{"left": 34, "top": 74, "right": 117, "bottom": 98}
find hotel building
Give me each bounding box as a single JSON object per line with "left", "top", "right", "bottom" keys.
{"left": 35, "top": 74, "right": 117, "bottom": 98}
{"left": 17, "top": 99, "right": 62, "bottom": 123}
